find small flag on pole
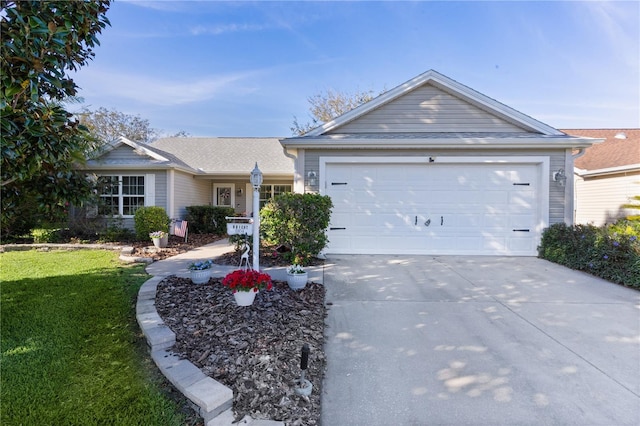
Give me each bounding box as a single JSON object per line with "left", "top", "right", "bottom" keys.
{"left": 174, "top": 220, "right": 188, "bottom": 242}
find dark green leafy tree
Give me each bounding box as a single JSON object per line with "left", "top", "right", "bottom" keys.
{"left": 1, "top": 0, "right": 111, "bottom": 238}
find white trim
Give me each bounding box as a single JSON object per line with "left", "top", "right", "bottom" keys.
{"left": 118, "top": 136, "right": 169, "bottom": 162}
{"left": 282, "top": 135, "right": 599, "bottom": 150}
{"left": 574, "top": 163, "right": 640, "bottom": 177}
{"left": 563, "top": 149, "right": 573, "bottom": 225}
{"left": 294, "top": 149, "right": 305, "bottom": 194}
{"left": 213, "top": 183, "right": 235, "bottom": 207}
{"left": 144, "top": 174, "right": 155, "bottom": 207}
{"left": 167, "top": 169, "right": 175, "bottom": 218}
{"left": 306, "top": 70, "right": 563, "bottom": 137}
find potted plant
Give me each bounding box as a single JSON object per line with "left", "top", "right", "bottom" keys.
{"left": 149, "top": 230, "right": 168, "bottom": 248}
{"left": 222, "top": 269, "right": 273, "bottom": 306}
{"left": 188, "top": 259, "right": 214, "bottom": 284}
{"left": 286, "top": 264, "right": 308, "bottom": 290}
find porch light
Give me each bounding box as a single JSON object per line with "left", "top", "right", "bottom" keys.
{"left": 250, "top": 162, "right": 263, "bottom": 189}
{"left": 307, "top": 170, "right": 317, "bottom": 187}
{"left": 553, "top": 169, "right": 567, "bottom": 187}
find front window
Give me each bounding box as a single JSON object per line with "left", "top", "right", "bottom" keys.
{"left": 97, "top": 175, "right": 145, "bottom": 216}
{"left": 259, "top": 184, "right": 292, "bottom": 208}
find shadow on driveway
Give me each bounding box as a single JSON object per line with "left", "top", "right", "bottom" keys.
{"left": 321, "top": 256, "right": 640, "bottom": 425}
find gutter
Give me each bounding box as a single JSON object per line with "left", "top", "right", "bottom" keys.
{"left": 574, "top": 163, "right": 640, "bottom": 178}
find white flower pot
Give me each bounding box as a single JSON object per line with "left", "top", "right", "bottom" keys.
{"left": 286, "top": 272, "right": 308, "bottom": 290}
{"left": 233, "top": 290, "right": 257, "bottom": 306}
{"left": 152, "top": 235, "right": 168, "bottom": 248}
{"left": 190, "top": 269, "right": 211, "bottom": 284}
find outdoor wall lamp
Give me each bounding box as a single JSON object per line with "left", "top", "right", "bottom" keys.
{"left": 237, "top": 188, "right": 243, "bottom": 196}
{"left": 553, "top": 169, "right": 567, "bottom": 187}
{"left": 307, "top": 171, "right": 317, "bottom": 187}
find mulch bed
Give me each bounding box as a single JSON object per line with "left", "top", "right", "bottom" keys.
{"left": 155, "top": 276, "right": 326, "bottom": 425}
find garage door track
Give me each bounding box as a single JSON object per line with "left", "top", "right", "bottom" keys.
{"left": 321, "top": 256, "right": 640, "bottom": 425}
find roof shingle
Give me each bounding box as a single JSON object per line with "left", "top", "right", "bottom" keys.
{"left": 562, "top": 129, "right": 640, "bottom": 171}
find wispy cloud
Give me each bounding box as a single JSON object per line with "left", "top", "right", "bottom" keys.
{"left": 77, "top": 69, "right": 258, "bottom": 106}
{"left": 189, "top": 22, "right": 274, "bottom": 36}
{"left": 120, "top": 0, "right": 190, "bottom": 13}
{"left": 581, "top": 1, "right": 639, "bottom": 69}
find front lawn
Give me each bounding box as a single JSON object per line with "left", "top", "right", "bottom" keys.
{"left": 1, "top": 250, "right": 189, "bottom": 425}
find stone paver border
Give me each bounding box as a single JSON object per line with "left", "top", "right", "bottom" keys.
{"left": 136, "top": 275, "right": 284, "bottom": 426}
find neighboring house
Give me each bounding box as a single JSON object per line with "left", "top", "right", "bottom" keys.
{"left": 83, "top": 137, "right": 295, "bottom": 228}
{"left": 85, "top": 69, "right": 600, "bottom": 256}
{"left": 562, "top": 129, "right": 640, "bottom": 225}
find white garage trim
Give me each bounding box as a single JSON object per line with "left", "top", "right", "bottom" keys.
{"left": 319, "top": 156, "right": 550, "bottom": 255}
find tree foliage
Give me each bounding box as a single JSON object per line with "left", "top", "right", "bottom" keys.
{"left": 79, "top": 107, "right": 159, "bottom": 144}
{"left": 291, "top": 87, "right": 380, "bottom": 135}
{"left": 0, "top": 0, "right": 110, "bottom": 238}
{"left": 79, "top": 106, "right": 191, "bottom": 145}
{"left": 621, "top": 181, "right": 640, "bottom": 221}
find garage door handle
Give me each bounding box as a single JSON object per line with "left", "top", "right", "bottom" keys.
{"left": 513, "top": 229, "right": 530, "bottom": 232}
{"left": 331, "top": 182, "right": 348, "bottom": 186}
{"left": 513, "top": 183, "right": 530, "bottom": 186}
{"left": 330, "top": 227, "right": 346, "bottom": 230}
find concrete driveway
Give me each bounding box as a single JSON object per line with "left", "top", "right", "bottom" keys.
{"left": 321, "top": 256, "right": 640, "bottom": 425}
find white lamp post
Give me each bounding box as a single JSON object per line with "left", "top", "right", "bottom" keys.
{"left": 250, "top": 162, "right": 263, "bottom": 271}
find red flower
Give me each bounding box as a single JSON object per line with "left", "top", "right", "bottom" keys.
{"left": 222, "top": 269, "right": 273, "bottom": 293}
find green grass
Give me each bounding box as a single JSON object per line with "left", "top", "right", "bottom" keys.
{"left": 1, "top": 250, "right": 188, "bottom": 425}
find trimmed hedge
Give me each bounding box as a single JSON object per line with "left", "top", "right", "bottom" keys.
{"left": 260, "top": 193, "right": 332, "bottom": 265}
{"left": 185, "top": 205, "right": 235, "bottom": 234}
{"left": 133, "top": 207, "right": 170, "bottom": 240}
{"left": 538, "top": 219, "right": 640, "bottom": 288}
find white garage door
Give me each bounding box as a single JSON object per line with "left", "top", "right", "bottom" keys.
{"left": 324, "top": 159, "right": 545, "bottom": 256}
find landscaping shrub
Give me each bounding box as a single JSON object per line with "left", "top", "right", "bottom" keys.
{"left": 185, "top": 205, "right": 234, "bottom": 234}
{"left": 133, "top": 206, "right": 170, "bottom": 240}
{"left": 260, "top": 193, "right": 332, "bottom": 265}
{"left": 538, "top": 219, "right": 640, "bottom": 288}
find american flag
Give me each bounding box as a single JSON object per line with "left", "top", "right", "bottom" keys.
{"left": 174, "top": 220, "right": 188, "bottom": 241}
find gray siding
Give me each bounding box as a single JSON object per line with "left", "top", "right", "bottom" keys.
{"left": 332, "top": 84, "right": 527, "bottom": 134}
{"left": 303, "top": 149, "right": 568, "bottom": 225}
{"left": 173, "top": 171, "right": 211, "bottom": 218}
{"left": 100, "top": 145, "right": 147, "bottom": 161}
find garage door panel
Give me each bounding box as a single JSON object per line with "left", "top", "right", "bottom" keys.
{"left": 325, "top": 162, "right": 541, "bottom": 256}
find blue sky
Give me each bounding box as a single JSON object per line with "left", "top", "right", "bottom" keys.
{"left": 72, "top": 0, "right": 640, "bottom": 137}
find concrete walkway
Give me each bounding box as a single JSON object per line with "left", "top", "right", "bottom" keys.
{"left": 145, "top": 238, "right": 323, "bottom": 283}
{"left": 321, "top": 255, "right": 640, "bottom": 425}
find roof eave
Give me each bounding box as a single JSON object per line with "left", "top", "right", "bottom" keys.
{"left": 282, "top": 136, "right": 601, "bottom": 150}
{"left": 575, "top": 163, "right": 640, "bottom": 177}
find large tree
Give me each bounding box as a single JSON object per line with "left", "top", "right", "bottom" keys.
{"left": 1, "top": 0, "right": 110, "bottom": 238}
{"left": 291, "top": 87, "right": 381, "bottom": 136}
{"left": 79, "top": 107, "right": 190, "bottom": 145}
{"left": 79, "top": 107, "right": 160, "bottom": 144}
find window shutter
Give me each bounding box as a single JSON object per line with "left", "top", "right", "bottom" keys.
{"left": 145, "top": 174, "right": 155, "bottom": 206}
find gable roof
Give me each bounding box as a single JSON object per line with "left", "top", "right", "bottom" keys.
{"left": 563, "top": 129, "right": 640, "bottom": 174}
{"left": 150, "top": 137, "right": 294, "bottom": 177}
{"left": 306, "top": 69, "right": 562, "bottom": 137}
{"left": 282, "top": 70, "right": 600, "bottom": 149}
